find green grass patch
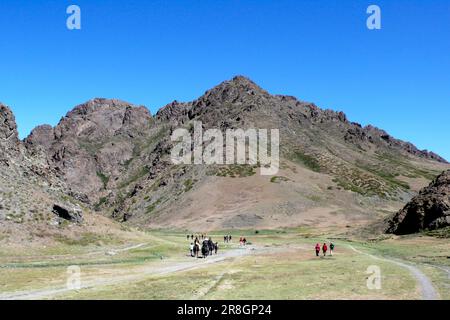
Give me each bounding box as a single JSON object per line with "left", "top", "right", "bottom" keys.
{"left": 119, "top": 166, "right": 150, "bottom": 189}
{"left": 78, "top": 140, "right": 105, "bottom": 156}
{"left": 146, "top": 199, "right": 163, "bottom": 214}
{"left": 94, "top": 197, "right": 108, "bottom": 211}
{"left": 123, "top": 158, "right": 134, "bottom": 168}
{"left": 289, "top": 151, "right": 321, "bottom": 172}
{"left": 332, "top": 178, "right": 371, "bottom": 196}
{"left": 183, "top": 179, "right": 196, "bottom": 192}
{"left": 54, "top": 232, "right": 117, "bottom": 247}
{"left": 423, "top": 227, "right": 450, "bottom": 239}
{"left": 356, "top": 162, "right": 411, "bottom": 191}
{"left": 270, "top": 176, "right": 289, "bottom": 183}
{"left": 211, "top": 165, "right": 257, "bottom": 178}
{"left": 375, "top": 152, "right": 440, "bottom": 181}
{"left": 96, "top": 171, "right": 110, "bottom": 189}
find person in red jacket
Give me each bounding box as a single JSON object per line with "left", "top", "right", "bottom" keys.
{"left": 315, "top": 243, "right": 321, "bottom": 257}
{"left": 322, "top": 243, "right": 328, "bottom": 256}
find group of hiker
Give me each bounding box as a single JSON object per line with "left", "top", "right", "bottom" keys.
{"left": 224, "top": 235, "right": 248, "bottom": 246}
{"left": 186, "top": 234, "right": 252, "bottom": 258}
{"left": 187, "top": 234, "right": 334, "bottom": 259}
{"left": 188, "top": 235, "right": 218, "bottom": 258}
{"left": 187, "top": 234, "right": 208, "bottom": 241}
{"left": 315, "top": 242, "right": 335, "bottom": 257}
{"left": 239, "top": 237, "right": 248, "bottom": 246}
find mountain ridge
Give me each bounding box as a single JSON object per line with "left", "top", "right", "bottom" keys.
{"left": 1, "top": 76, "right": 449, "bottom": 233}
{"left": 17, "top": 76, "right": 448, "bottom": 163}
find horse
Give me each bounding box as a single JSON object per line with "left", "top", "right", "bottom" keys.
{"left": 208, "top": 239, "right": 214, "bottom": 255}
{"left": 201, "top": 240, "right": 209, "bottom": 258}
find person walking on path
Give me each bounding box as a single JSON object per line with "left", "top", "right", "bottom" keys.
{"left": 330, "top": 242, "right": 335, "bottom": 256}
{"left": 193, "top": 243, "right": 199, "bottom": 258}
{"left": 189, "top": 243, "right": 194, "bottom": 257}
{"left": 322, "top": 243, "right": 328, "bottom": 257}
{"left": 315, "top": 243, "right": 321, "bottom": 257}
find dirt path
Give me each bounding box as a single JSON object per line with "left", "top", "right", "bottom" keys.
{"left": 0, "top": 246, "right": 261, "bottom": 300}
{"left": 348, "top": 245, "right": 439, "bottom": 300}
{"left": 425, "top": 263, "right": 450, "bottom": 278}
{"left": 0, "top": 242, "right": 150, "bottom": 264}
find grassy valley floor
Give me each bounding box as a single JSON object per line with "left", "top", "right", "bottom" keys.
{"left": 0, "top": 229, "right": 448, "bottom": 300}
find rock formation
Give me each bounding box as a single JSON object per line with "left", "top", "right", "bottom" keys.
{"left": 387, "top": 170, "right": 450, "bottom": 234}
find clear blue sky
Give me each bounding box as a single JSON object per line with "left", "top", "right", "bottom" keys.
{"left": 1, "top": 0, "right": 449, "bottom": 160}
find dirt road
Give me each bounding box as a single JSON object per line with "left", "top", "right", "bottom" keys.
{"left": 0, "top": 246, "right": 260, "bottom": 300}
{"left": 348, "top": 245, "right": 439, "bottom": 300}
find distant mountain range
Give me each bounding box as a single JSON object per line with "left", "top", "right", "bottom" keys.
{"left": 1, "top": 76, "right": 449, "bottom": 237}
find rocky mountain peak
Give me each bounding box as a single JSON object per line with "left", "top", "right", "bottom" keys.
{"left": 155, "top": 100, "right": 192, "bottom": 125}
{"left": 0, "top": 103, "right": 21, "bottom": 158}
{"left": 66, "top": 98, "right": 139, "bottom": 118}
{"left": 229, "top": 75, "right": 264, "bottom": 88}
{"left": 0, "top": 103, "right": 19, "bottom": 142}
{"left": 25, "top": 125, "right": 54, "bottom": 150}
{"left": 195, "top": 75, "right": 269, "bottom": 107}
{"left": 21, "top": 98, "right": 155, "bottom": 204}
{"left": 220, "top": 75, "right": 268, "bottom": 95}
{"left": 48, "top": 98, "right": 152, "bottom": 141}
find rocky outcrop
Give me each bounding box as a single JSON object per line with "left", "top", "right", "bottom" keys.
{"left": 387, "top": 170, "right": 450, "bottom": 234}
{"left": 24, "top": 98, "right": 154, "bottom": 203}
{"left": 0, "top": 103, "right": 20, "bottom": 157}
{"left": 0, "top": 103, "right": 18, "bottom": 141}
{"left": 54, "top": 98, "right": 152, "bottom": 141}
{"left": 0, "top": 104, "right": 77, "bottom": 233}
{"left": 24, "top": 125, "right": 54, "bottom": 151}
{"left": 156, "top": 100, "right": 192, "bottom": 125}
